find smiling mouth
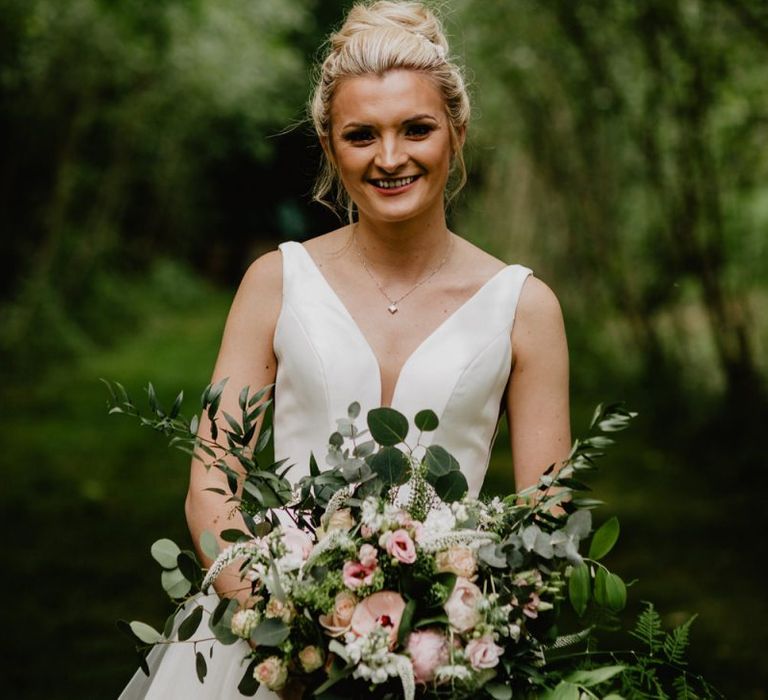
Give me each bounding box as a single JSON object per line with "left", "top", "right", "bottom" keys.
{"left": 369, "top": 175, "right": 420, "bottom": 189}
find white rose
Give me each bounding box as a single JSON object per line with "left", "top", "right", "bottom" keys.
{"left": 230, "top": 608, "right": 260, "bottom": 639}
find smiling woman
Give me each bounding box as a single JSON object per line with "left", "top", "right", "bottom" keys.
{"left": 119, "top": 2, "right": 570, "bottom": 699}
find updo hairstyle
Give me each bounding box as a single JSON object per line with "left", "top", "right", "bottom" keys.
{"left": 310, "top": 1, "right": 471, "bottom": 214}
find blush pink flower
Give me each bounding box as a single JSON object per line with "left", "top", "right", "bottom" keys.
{"left": 281, "top": 527, "right": 314, "bottom": 561}
{"left": 465, "top": 636, "right": 504, "bottom": 670}
{"left": 319, "top": 591, "right": 358, "bottom": 637}
{"left": 350, "top": 591, "right": 406, "bottom": 648}
{"left": 523, "top": 592, "right": 541, "bottom": 619}
{"left": 386, "top": 528, "right": 417, "bottom": 564}
{"left": 358, "top": 543, "right": 378, "bottom": 569}
{"left": 406, "top": 629, "right": 450, "bottom": 684}
{"left": 342, "top": 560, "right": 376, "bottom": 590}
{"left": 444, "top": 577, "right": 482, "bottom": 633}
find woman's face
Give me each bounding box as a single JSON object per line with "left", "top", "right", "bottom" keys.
{"left": 327, "top": 69, "right": 461, "bottom": 225}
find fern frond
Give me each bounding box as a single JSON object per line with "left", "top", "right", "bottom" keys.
{"left": 673, "top": 672, "right": 702, "bottom": 700}
{"left": 663, "top": 613, "right": 698, "bottom": 665}
{"left": 630, "top": 601, "right": 665, "bottom": 654}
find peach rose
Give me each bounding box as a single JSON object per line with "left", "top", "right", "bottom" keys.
{"left": 444, "top": 577, "right": 482, "bottom": 633}
{"left": 298, "top": 645, "right": 324, "bottom": 673}
{"left": 326, "top": 508, "right": 355, "bottom": 533}
{"left": 386, "top": 529, "right": 417, "bottom": 564}
{"left": 350, "top": 591, "right": 406, "bottom": 648}
{"left": 265, "top": 597, "right": 295, "bottom": 624}
{"left": 435, "top": 546, "right": 477, "bottom": 579}
{"left": 319, "top": 591, "right": 358, "bottom": 637}
{"left": 253, "top": 656, "right": 287, "bottom": 691}
{"left": 406, "top": 629, "right": 450, "bottom": 684}
{"left": 465, "top": 636, "right": 504, "bottom": 670}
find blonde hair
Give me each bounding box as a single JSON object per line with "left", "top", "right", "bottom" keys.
{"left": 310, "top": 1, "right": 471, "bottom": 216}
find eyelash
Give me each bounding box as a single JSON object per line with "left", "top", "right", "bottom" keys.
{"left": 342, "top": 124, "right": 434, "bottom": 143}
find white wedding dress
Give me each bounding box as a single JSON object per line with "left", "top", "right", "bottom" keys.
{"left": 119, "top": 241, "right": 532, "bottom": 699}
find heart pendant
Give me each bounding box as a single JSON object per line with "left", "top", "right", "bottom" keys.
{"left": 387, "top": 304, "right": 398, "bottom": 314}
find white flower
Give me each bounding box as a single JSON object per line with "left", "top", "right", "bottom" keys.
{"left": 424, "top": 504, "right": 456, "bottom": 535}
{"left": 230, "top": 609, "right": 260, "bottom": 639}
{"left": 434, "top": 664, "right": 471, "bottom": 682}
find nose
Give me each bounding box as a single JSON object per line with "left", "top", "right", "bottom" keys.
{"left": 374, "top": 134, "right": 408, "bottom": 173}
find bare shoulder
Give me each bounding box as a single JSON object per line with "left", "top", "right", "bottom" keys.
{"left": 302, "top": 227, "right": 352, "bottom": 264}
{"left": 240, "top": 248, "right": 283, "bottom": 293}
{"left": 512, "top": 275, "right": 567, "bottom": 357}
{"left": 452, "top": 235, "right": 507, "bottom": 281}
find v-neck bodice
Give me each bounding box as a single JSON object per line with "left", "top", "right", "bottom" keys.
{"left": 273, "top": 241, "right": 532, "bottom": 497}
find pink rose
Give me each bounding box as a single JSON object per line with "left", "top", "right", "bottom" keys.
{"left": 358, "top": 543, "right": 378, "bottom": 569}
{"left": 281, "top": 527, "right": 314, "bottom": 561}
{"left": 350, "top": 591, "right": 406, "bottom": 648}
{"left": 386, "top": 529, "right": 417, "bottom": 564}
{"left": 444, "top": 577, "right": 482, "bottom": 633}
{"left": 319, "top": 591, "right": 358, "bottom": 637}
{"left": 406, "top": 629, "right": 450, "bottom": 684}
{"left": 342, "top": 560, "right": 376, "bottom": 590}
{"left": 253, "top": 656, "right": 287, "bottom": 691}
{"left": 465, "top": 636, "right": 504, "bottom": 670}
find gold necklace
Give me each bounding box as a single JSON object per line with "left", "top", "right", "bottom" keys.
{"left": 353, "top": 231, "right": 454, "bottom": 314}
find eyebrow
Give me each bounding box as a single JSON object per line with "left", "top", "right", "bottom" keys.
{"left": 340, "top": 114, "right": 440, "bottom": 130}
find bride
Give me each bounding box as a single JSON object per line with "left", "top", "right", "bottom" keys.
{"left": 120, "top": 1, "right": 569, "bottom": 698}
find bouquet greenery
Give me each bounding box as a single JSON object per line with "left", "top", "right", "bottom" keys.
{"left": 104, "top": 379, "right": 719, "bottom": 699}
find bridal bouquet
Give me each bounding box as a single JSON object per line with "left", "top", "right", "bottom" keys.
{"left": 105, "top": 381, "right": 719, "bottom": 699}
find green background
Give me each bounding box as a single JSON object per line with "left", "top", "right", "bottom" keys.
{"left": 1, "top": 1, "right": 766, "bottom": 697}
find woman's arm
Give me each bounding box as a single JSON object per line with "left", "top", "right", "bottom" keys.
{"left": 507, "top": 276, "right": 571, "bottom": 492}
{"left": 185, "top": 249, "right": 283, "bottom": 600}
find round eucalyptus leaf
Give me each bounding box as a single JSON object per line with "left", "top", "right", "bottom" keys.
{"left": 367, "top": 446, "right": 409, "bottom": 486}
{"left": 151, "top": 538, "right": 181, "bottom": 569}
{"left": 347, "top": 401, "right": 361, "bottom": 419}
{"left": 129, "top": 621, "right": 163, "bottom": 645}
{"left": 414, "top": 409, "right": 439, "bottom": 432}
{"left": 177, "top": 550, "right": 201, "bottom": 583}
{"left": 161, "top": 567, "right": 191, "bottom": 599}
{"left": 329, "top": 431, "right": 344, "bottom": 448}
{"left": 250, "top": 618, "right": 290, "bottom": 647}
{"left": 424, "top": 445, "right": 460, "bottom": 479}
{"left": 367, "top": 407, "right": 409, "bottom": 446}
{"left": 433, "top": 470, "right": 468, "bottom": 502}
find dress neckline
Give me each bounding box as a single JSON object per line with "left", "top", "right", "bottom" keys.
{"left": 292, "top": 242, "right": 514, "bottom": 408}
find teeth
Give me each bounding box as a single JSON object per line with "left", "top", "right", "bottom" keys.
{"left": 372, "top": 176, "right": 417, "bottom": 189}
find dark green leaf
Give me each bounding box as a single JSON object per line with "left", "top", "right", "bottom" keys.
{"left": 414, "top": 409, "right": 439, "bottom": 432}
{"left": 367, "top": 446, "right": 409, "bottom": 486}
{"left": 195, "top": 651, "right": 207, "bottom": 683}
{"left": 178, "top": 606, "right": 204, "bottom": 641}
{"left": 348, "top": 401, "right": 361, "bottom": 419}
{"left": 485, "top": 683, "right": 513, "bottom": 700}
{"left": 250, "top": 618, "right": 290, "bottom": 647}
{"left": 237, "top": 660, "right": 259, "bottom": 695}
{"left": 367, "top": 407, "right": 409, "bottom": 446}
{"left": 397, "top": 599, "right": 417, "bottom": 647}
{"left": 604, "top": 572, "right": 627, "bottom": 611}
{"left": 433, "top": 470, "right": 468, "bottom": 502}
{"left": 565, "top": 666, "right": 625, "bottom": 687}
{"left": 589, "top": 517, "right": 620, "bottom": 561}
{"left": 329, "top": 431, "right": 344, "bottom": 448}
{"left": 177, "top": 550, "right": 201, "bottom": 583}
{"left": 424, "top": 445, "right": 460, "bottom": 478}
{"left": 170, "top": 390, "right": 184, "bottom": 419}
{"left": 220, "top": 528, "right": 250, "bottom": 542}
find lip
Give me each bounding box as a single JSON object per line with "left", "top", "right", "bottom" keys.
{"left": 368, "top": 175, "right": 422, "bottom": 196}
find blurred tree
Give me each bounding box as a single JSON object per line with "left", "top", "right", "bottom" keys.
{"left": 454, "top": 0, "right": 767, "bottom": 403}
{"left": 0, "top": 0, "right": 318, "bottom": 367}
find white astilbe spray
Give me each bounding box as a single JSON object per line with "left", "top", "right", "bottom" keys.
{"left": 301, "top": 530, "right": 355, "bottom": 574}
{"left": 417, "top": 529, "right": 498, "bottom": 553}
{"left": 323, "top": 485, "right": 353, "bottom": 522}
{"left": 201, "top": 541, "right": 259, "bottom": 590}
{"left": 392, "top": 653, "right": 415, "bottom": 700}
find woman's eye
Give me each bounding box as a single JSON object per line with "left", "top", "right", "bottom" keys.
{"left": 407, "top": 124, "right": 433, "bottom": 138}
{"left": 343, "top": 129, "right": 374, "bottom": 143}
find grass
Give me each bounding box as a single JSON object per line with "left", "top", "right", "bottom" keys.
{"left": 3, "top": 276, "right": 764, "bottom": 699}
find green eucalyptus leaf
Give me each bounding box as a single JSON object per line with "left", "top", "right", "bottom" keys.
{"left": 178, "top": 606, "right": 204, "bottom": 641}
{"left": 433, "top": 470, "right": 468, "bottom": 502}
{"left": 195, "top": 651, "right": 207, "bottom": 683}
{"left": 367, "top": 446, "right": 409, "bottom": 486}
{"left": 151, "top": 539, "right": 182, "bottom": 569}
{"left": 589, "top": 516, "right": 620, "bottom": 560}
{"left": 177, "top": 550, "right": 202, "bottom": 584}
{"left": 569, "top": 562, "right": 591, "bottom": 617}
{"left": 348, "top": 401, "right": 361, "bottom": 419}
{"left": 220, "top": 528, "right": 250, "bottom": 543}
{"left": 161, "top": 567, "right": 191, "bottom": 598}
{"left": 424, "top": 445, "right": 460, "bottom": 478}
{"left": 414, "top": 409, "right": 439, "bottom": 432}
{"left": 237, "top": 660, "right": 259, "bottom": 695}
{"left": 250, "top": 618, "right": 290, "bottom": 647}
{"left": 367, "top": 407, "right": 409, "bottom": 446}
{"left": 129, "top": 621, "right": 163, "bottom": 644}
{"left": 200, "top": 531, "right": 220, "bottom": 561}
{"left": 605, "top": 572, "right": 627, "bottom": 611}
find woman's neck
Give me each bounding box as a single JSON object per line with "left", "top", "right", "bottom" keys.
{"left": 352, "top": 208, "right": 452, "bottom": 280}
